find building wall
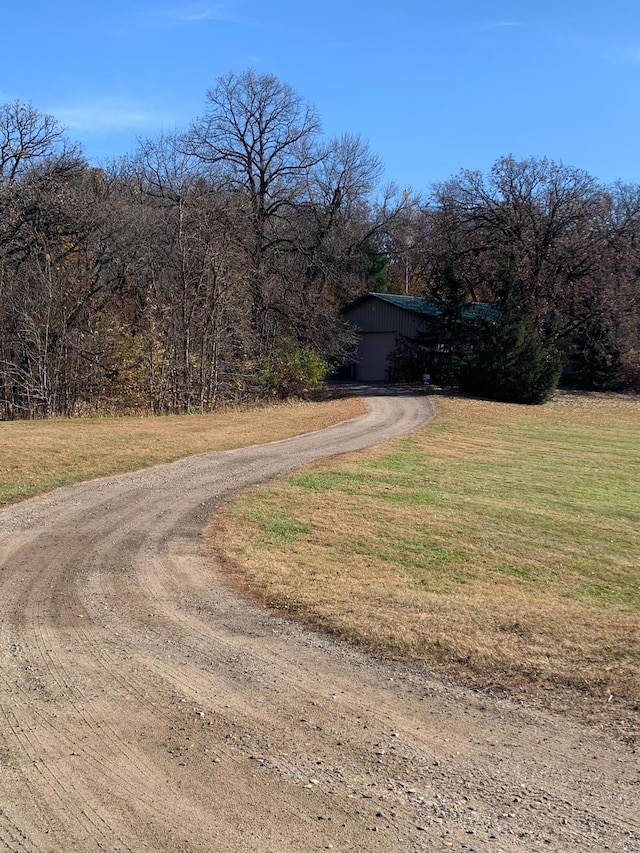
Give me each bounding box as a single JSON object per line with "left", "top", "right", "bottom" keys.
{"left": 353, "top": 332, "right": 397, "bottom": 380}
{"left": 343, "top": 298, "right": 426, "bottom": 381}
{"left": 345, "top": 299, "right": 425, "bottom": 338}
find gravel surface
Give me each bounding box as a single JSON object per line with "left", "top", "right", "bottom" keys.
{"left": 0, "top": 387, "right": 638, "bottom": 852}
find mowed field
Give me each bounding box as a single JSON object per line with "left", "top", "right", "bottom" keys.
{"left": 208, "top": 392, "right": 640, "bottom": 741}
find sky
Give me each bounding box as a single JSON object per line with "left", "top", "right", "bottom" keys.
{"left": 3, "top": 1, "right": 640, "bottom": 194}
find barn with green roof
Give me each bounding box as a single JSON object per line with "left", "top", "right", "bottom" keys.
{"left": 343, "top": 292, "right": 493, "bottom": 382}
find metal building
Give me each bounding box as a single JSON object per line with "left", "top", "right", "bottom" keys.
{"left": 343, "top": 293, "right": 441, "bottom": 381}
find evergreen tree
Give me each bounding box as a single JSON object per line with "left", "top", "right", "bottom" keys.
{"left": 568, "top": 314, "right": 624, "bottom": 390}
{"left": 460, "top": 270, "right": 562, "bottom": 404}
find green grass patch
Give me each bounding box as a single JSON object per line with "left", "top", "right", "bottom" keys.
{"left": 212, "top": 393, "right": 640, "bottom": 739}
{"left": 252, "top": 511, "right": 311, "bottom": 544}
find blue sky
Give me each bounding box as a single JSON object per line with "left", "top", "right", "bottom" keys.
{"left": 3, "top": 1, "right": 640, "bottom": 193}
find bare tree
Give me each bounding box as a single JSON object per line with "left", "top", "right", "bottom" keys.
{"left": 426, "top": 156, "right": 609, "bottom": 333}
{"left": 0, "top": 101, "right": 75, "bottom": 184}
{"left": 415, "top": 155, "right": 640, "bottom": 389}
{"left": 187, "top": 70, "right": 326, "bottom": 352}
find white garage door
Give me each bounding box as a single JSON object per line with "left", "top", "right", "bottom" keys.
{"left": 355, "top": 332, "right": 397, "bottom": 381}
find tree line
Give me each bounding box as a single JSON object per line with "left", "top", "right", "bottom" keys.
{"left": 1, "top": 70, "right": 639, "bottom": 417}
{"left": 390, "top": 156, "right": 640, "bottom": 400}
{"left": 0, "top": 72, "right": 408, "bottom": 418}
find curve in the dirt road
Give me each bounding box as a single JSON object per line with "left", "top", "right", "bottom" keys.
{"left": 0, "top": 388, "right": 638, "bottom": 853}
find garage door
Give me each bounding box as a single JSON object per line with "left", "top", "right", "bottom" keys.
{"left": 355, "top": 332, "right": 397, "bottom": 381}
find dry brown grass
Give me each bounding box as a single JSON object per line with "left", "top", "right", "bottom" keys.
{"left": 0, "top": 396, "right": 367, "bottom": 506}
{"left": 208, "top": 392, "right": 640, "bottom": 741}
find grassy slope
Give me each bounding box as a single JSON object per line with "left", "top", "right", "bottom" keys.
{"left": 209, "top": 393, "right": 640, "bottom": 741}
{"left": 0, "top": 396, "right": 367, "bottom": 506}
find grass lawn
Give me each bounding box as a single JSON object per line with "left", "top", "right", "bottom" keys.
{"left": 0, "top": 396, "right": 367, "bottom": 507}
{"left": 209, "top": 392, "right": 640, "bottom": 741}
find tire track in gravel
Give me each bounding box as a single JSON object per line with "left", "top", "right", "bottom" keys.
{"left": 0, "top": 529, "right": 159, "bottom": 851}
{"left": 1, "top": 387, "right": 638, "bottom": 853}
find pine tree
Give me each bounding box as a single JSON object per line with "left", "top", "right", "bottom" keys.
{"left": 460, "top": 269, "right": 562, "bottom": 404}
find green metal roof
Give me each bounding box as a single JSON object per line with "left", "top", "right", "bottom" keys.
{"left": 363, "top": 293, "right": 497, "bottom": 322}
{"left": 370, "top": 293, "right": 441, "bottom": 316}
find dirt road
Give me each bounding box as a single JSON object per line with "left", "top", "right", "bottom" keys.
{"left": 0, "top": 388, "right": 638, "bottom": 852}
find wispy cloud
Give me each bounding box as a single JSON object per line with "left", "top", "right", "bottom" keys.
{"left": 50, "top": 99, "right": 163, "bottom": 133}
{"left": 143, "top": 3, "right": 247, "bottom": 26}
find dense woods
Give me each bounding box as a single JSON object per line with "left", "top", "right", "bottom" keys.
{"left": 1, "top": 71, "right": 639, "bottom": 417}
{"left": 400, "top": 157, "right": 640, "bottom": 398}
